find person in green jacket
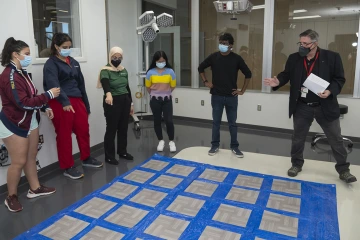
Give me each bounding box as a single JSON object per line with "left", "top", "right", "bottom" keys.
{"left": 97, "top": 47, "right": 134, "bottom": 165}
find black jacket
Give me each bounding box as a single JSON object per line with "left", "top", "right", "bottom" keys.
{"left": 43, "top": 56, "right": 90, "bottom": 113}
{"left": 273, "top": 49, "right": 345, "bottom": 121}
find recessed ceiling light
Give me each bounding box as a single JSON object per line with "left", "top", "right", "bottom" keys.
{"left": 294, "top": 9, "right": 308, "bottom": 13}
{"left": 293, "top": 15, "right": 321, "bottom": 20}
{"left": 252, "top": 5, "right": 265, "bottom": 10}
{"left": 58, "top": 10, "right": 69, "bottom": 13}
{"left": 352, "top": 42, "right": 357, "bottom": 47}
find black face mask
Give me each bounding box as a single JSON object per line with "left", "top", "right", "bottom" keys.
{"left": 299, "top": 46, "right": 311, "bottom": 57}
{"left": 111, "top": 59, "right": 121, "bottom": 67}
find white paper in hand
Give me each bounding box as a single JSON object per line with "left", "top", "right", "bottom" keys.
{"left": 303, "top": 73, "right": 330, "bottom": 94}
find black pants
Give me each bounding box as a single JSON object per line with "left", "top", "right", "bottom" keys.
{"left": 150, "top": 97, "right": 174, "bottom": 141}
{"left": 291, "top": 102, "right": 350, "bottom": 174}
{"left": 103, "top": 95, "right": 131, "bottom": 159}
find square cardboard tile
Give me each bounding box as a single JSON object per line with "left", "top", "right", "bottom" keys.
{"left": 271, "top": 179, "right": 301, "bottom": 195}
{"left": 144, "top": 214, "right": 190, "bottom": 240}
{"left": 105, "top": 205, "right": 149, "bottom": 228}
{"left": 150, "top": 175, "right": 183, "bottom": 189}
{"left": 259, "top": 210, "right": 299, "bottom": 238}
{"left": 101, "top": 182, "right": 138, "bottom": 200}
{"left": 185, "top": 180, "right": 218, "bottom": 197}
{"left": 266, "top": 193, "right": 301, "bottom": 214}
{"left": 141, "top": 160, "right": 169, "bottom": 171}
{"left": 166, "top": 195, "right": 205, "bottom": 217}
{"left": 130, "top": 189, "right": 167, "bottom": 207}
{"left": 226, "top": 187, "right": 260, "bottom": 204}
{"left": 74, "top": 197, "right": 117, "bottom": 219}
{"left": 199, "top": 169, "right": 229, "bottom": 182}
{"left": 212, "top": 204, "right": 252, "bottom": 227}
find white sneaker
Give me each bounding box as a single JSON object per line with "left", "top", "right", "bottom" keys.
{"left": 157, "top": 140, "right": 165, "bottom": 152}
{"left": 169, "top": 141, "right": 176, "bottom": 153}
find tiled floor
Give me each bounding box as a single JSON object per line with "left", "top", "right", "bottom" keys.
{"left": 0, "top": 119, "right": 359, "bottom": 239}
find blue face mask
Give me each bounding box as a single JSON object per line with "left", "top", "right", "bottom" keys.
{"left": 219, "top": 44, "right": 229, "bottom": 53}
{"left": 17, "top": 55, "right": 32, "bottom": 68}
{"left": 156, "top": 62, "right": 166, "bottom": 69}
{"left": 60, "top": 48, "right": 72, "bottom": 57}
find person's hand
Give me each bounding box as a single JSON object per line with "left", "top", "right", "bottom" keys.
{"left": 232, "top": 89, "right": 244, "bottom": 96}
{"left": 105, "top": 93, "right": 113, "bottom": 105}
{"left": 318, "top": 90, "right": 331, "bottom": 98}
{"left": 204, "top": 81, "right": 213, "bottom": 89}
{"left": 63, "top": 105, "right": 75, "bottom": 113}
{"left": 264, "top": 76, "right": 280, "bottom": 87}
{"left": 46, "top": 109, "right": 54, "bottom": 119}
{"left": 50, "top": 87, "right": 60, "bottom": 98}
{"left": 130, "top": 105, "right": 134, "bottom": 115}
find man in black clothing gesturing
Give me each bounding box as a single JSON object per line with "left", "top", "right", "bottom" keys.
{"left": 198, "top": 33, "right": 252, "bottom": 158}
{"left": 264, "top": 29, "right": 356, "bottom": 183}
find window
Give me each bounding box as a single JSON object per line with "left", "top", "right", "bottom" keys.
{"left": 272, "top": 0, "right": 360, "bottom": 94}
{"left": 199, "top": 0, "right": 265, "bottom": 90}
{"left": 142, "top": 0, "right": 192, "bottom": 87}
{"left": 31, "top": 0, "right": 82, "bottom": 58}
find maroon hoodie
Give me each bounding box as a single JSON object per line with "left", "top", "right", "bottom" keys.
{"left": 0, "top": 62, "right": 55, "bottom": 137}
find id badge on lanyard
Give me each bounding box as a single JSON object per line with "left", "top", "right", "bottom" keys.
{"left": 301, "top": 52, "right": 319, "bottom": 98}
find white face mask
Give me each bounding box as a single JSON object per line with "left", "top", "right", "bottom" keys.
{"left": 156, "top": 62, "right": 166, "bottom": 69}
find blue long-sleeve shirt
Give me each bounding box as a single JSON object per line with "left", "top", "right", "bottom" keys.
{"left": 43, "top": 56, "right": 90, "bottom": 113}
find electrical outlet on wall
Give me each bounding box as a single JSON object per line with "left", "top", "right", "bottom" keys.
{"left": 201, "top": 100, "right": 204, "bottom": 106}
{"left": 175, "top": 98, "right": 178, "bottom": 103}
{"left": 257, "top": 104, "right": 262, "bottom": 111}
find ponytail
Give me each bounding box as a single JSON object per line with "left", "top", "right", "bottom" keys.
{"left": 1, "top": 37, "right": 29, "bottom": 66}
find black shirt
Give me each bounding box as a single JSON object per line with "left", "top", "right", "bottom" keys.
{"left": 301, "top": 49, "right": 320, "bottom": 103}
{"left": 198, "top": 52, "right": 252, "bottom": 96}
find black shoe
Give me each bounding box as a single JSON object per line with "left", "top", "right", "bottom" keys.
{"left": 288, "top": 166, "right": 302, "bottom": 177}
{"left": 339, "top": 171, "right": 357, "bottom": 183}
{"left": 119, "top": 153, "right": 134, "bottom": 160}
{"left": 105, "top": 156, "right": 119, "bottom": 165}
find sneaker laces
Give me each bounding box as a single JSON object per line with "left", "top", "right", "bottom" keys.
{"left": 291, "top": 166, "right": 300, "bottom": 171}
{"left": 341, "top": 172, "right": 353, "bottom": 178}
{"left": 8, "top": 195, "right": 20, "bottom": 204}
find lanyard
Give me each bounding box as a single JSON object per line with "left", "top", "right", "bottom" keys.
{"left": 304, "top": 52, "right": 319, "bottom": 76}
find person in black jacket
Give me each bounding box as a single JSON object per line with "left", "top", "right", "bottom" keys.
{"left": 43, "top": 33, "right": 103, "bottom": 180}
{"left": 198, "top": 33, "right": 252, "bottom": 158}
{"left": 264, "top": 29, "right": 356, "bottom": 183}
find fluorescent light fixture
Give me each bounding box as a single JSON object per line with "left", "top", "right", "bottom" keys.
{"left": 294, "top": 9, "right": 307, "bottom": 13}
{"left": 357, "top": 32, "right": 358, "bottom": 37}
{"left": 58, "top": 10, "right": 68, "bottom": 13}
{"left": 293, "top": 15, "right": 321, "bottom": 20}
{"left": 352, "top": 42, "right": 357, "bottom": 47}
{"left": 252, "top": 4, "right": 265, "bottom": 10}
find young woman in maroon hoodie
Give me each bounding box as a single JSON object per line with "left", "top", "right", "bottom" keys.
{"left": 0, "top": 37, "right": 60, "bottom": 212}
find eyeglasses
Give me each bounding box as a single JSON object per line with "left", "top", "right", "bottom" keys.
{"left": 297, "top": 41, "right": 315, "bottom": 47}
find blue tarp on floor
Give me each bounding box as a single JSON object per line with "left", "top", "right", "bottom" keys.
{"left": 15, "top": 154, "right": 339, "bottom": 240}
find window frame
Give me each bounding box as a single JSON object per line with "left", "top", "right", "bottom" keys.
{"left": 26, "top": 0, "right": 87, "bottom": 64}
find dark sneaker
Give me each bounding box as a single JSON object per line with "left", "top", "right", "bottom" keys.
{"left": 339, "top": 171, "right": 357, "bottom": 183}
{"left": 288, "top": 166, "right": 302, "bottom": 177}
{"left": 208, "top": 146, "right": 219, "bottom": 156}
{"left": 82, "top": 157, "right": 103, "bottom": 168}
{"left": 4, "top": 195, "right": 23, "bottom": 213}
{"left": 105, "top": 157, "right": 119, "bottom": 165}
{"left": 232, "top": 148, "right": 244, "bottom": 158}
{"left": 27, "top": 185, "right": 56, "bottom": 199}
{"left": 119, "top": 153, "right": 134, "bottom": 161}
{"left": 64, "top": 167, "right": 84, "bottom": 180}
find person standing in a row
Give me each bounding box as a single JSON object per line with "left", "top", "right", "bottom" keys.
{"left": 0, "top": 37, "right": 59, "bottom": 212}
{"left": 43, "top": 33, "right": 103, "bottom": 180}
{"left": 146, "top": 51, "right": 177, "bottom": 153}
{"left": 98, "top": 47, "right": 134, "bottom": 165}
{"left": 264, "top": 29, "right": 356, "bottom": 183}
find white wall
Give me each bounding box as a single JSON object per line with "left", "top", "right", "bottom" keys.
{"left": 0, "top": 0, "right": 107, "bottom": 186}
{"left": 172, "top": 88, "right": 360, "bottom": 138}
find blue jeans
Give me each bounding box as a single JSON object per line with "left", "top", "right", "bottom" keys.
{"left": 211, "top": 95, "right": 239, "bottom": 149}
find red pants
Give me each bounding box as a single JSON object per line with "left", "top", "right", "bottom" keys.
{"left": 49, "top": 97, "right": 90, "bottom": 169}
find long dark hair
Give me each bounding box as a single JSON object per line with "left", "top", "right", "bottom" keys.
{"left": 50, "top": 33, "right": 72, "bottom": 56}
{"left": 1, "top": 37, "right": 29, "bottom": 66}
{"left": 147, "top": 50, "right": 173, "bottom": 73}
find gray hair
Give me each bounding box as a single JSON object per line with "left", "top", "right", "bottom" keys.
{"left": 299, "top": 29, "right": 319, "bottom": 42}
